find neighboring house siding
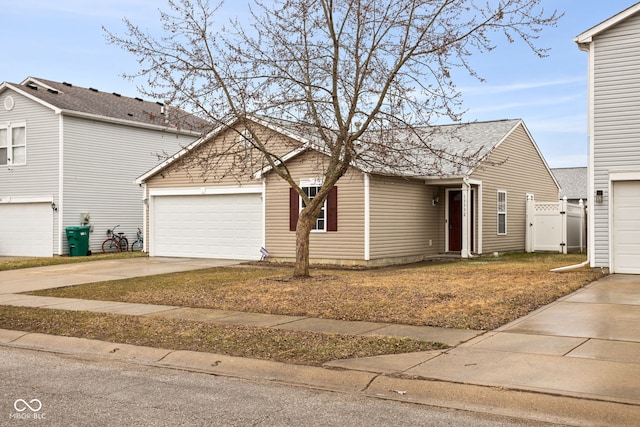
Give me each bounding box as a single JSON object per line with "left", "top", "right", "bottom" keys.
{"left": 264, "top": 151, "right": 365, "bottom": 262}
{"left": 471, "top": 124, "right": 558, "bottom": 253}
{"left": 591, "top": 13, "right": 640, "bottom": 267}
{"left": 0, "top": 90, "right": 60, "bottom": 251}
{"left": 369, "top": 175, "right": 440, "bottom": 260}
{"left": 63, "top": 116, "right": 196, "bottom": 253}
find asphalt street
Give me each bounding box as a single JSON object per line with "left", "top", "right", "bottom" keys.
{"left": 1, "top": 346, "right": 552, "bottom": 427}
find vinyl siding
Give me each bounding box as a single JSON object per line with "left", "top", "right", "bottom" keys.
{"left": 471, "top": 124, "right": 559, "bottom": 253}
{"left": 63, "top": 115, "right": 197, "bottom": 254}
{"left": 591, "top": 13, "right": 640, "bottom": 267}
{"left": 264, "top": 150, "right": 365, "bottom": 262}
{"left": 143, "top": 125, "right": 288, "bottom": 189}
{"left": 369, "top": 175, "right": 441, "bottom": 260}
{"left": 143, "top": 124, "right": 299, "bottom": 252}
{"left": 0, "top": 89, "right": 60, "bottom": 254}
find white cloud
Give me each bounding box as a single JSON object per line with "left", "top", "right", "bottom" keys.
{"left": 460, "top": 76, "right": 586, "bottom": 96}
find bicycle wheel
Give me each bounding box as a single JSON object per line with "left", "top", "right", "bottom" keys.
{"left": 131, "top": 240, "right": 143, "bottom": 252}
{"left": 119, "top": 237, "right": 129, "bottom": 252}
{"left": 102, "top": 238, "right": 119, "bottom": 253}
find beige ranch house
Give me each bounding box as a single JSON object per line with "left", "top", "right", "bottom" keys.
{"left": 136, "top": 116, "right": 560, "bottom": 266}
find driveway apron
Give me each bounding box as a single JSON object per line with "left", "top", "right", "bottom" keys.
{"left": 0, "top": 257, "right": 242, "bottom": 294}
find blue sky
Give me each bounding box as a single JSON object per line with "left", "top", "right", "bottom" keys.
{"left": 3, "top": 0, "right": 639, "bottom": 168}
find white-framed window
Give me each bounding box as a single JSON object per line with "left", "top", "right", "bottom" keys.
{"left": 301, "top": 179, "right": 326, "bottom": 232}
{"left": 497, "top": 190, "right": 507, "bottom": 235}
{"left": 0, "top": 122, "right": 26, "bottom": 166}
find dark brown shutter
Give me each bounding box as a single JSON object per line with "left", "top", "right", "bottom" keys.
{"left": 327, "top": 186, "right": 338, "bottom": 232}
{"left": 289, "top": 187, "right": 299, "bottom": 231}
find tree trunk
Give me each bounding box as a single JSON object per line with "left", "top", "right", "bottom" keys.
{"left": 293, "top": 209, "right": 316, "bottom": 277}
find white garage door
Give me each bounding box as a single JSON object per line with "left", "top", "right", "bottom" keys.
{"left": 0, "top": 202, "right": 53, "bottom": 257}
{"left": 151, "top": 193, "right": 263, "bottom": 260}
{"left": 612, "top": 180, "right": 640, "bottom": 274}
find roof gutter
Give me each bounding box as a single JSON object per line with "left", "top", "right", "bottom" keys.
{"left": 59, "top": 109, "right": 203, "bottom": 137}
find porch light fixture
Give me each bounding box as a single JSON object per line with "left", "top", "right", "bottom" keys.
{"left": 51, "top": 202, "right": 58, "bottom": 212}
{"left": 432, "top": 196, "right": 439, "bottom": 206}
{"left": 595, "top": 190, "right": 603, "bottom": 204}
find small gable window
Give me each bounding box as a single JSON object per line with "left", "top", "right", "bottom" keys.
{"left": 0, "top": 122, "right": 26, "bottom": 166}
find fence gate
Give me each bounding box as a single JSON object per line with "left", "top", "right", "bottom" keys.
{"left": 526, "top": 196, "right": 586, "bottom": 254}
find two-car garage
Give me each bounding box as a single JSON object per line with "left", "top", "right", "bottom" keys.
{"left": 148, "top": 188, "right": 264, "bottom": 260}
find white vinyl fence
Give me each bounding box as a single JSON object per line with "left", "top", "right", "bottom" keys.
{"left": 525, "top": 196, "right": 586, "bottom": 254}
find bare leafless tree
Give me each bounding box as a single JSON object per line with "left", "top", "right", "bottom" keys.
{"left": 106, "top": 0, "right": 561, "bottom": 277}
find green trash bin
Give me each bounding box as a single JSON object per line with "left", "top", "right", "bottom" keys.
{"left": 66, "top": 225, "right": 91, "bottom": 256}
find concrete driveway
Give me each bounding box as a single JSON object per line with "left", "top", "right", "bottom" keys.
{"left": 0, "top": 257, "right": 242, "bottom": 294}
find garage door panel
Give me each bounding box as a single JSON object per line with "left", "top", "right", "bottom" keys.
{"left": 612, "top": 181, "right": 640, "bottom": 274}
{"left": 0, "top": 203, "right": 53, "bottom": 257}
{"left": 152, "top": 194, "right": 263, "bottom": 260}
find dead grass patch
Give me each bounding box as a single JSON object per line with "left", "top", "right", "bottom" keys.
{"left": 0, "top": 306, "right": 443, "bottom": 366}
{"left": 30, "top": 253, "right": 603, "bottom": 330}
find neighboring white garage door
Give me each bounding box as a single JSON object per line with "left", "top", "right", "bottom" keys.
{"left": 612, "top": 180, "right": 640, "bottom": 274}
{"left": 0, "top": 202, "right": 53, "bottom": 257}
{"left": 151, "top": 193, "right": 263, "bottom": 260}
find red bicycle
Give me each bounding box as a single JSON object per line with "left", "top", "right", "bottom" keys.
{"left": 101, "top": 225, "right": 129, "bottom": 253}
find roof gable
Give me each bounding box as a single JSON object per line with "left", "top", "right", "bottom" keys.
{"left": 2, "top": 77, "right": 208, "bottom": 133}
{"left": 575, "top": 2, "right": 640, "bottom": 44}
{"left": 408, "top": 119, "right": 521, "bottom": 177}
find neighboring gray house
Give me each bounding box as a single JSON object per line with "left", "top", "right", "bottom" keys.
{"left": 0, "top": 77, "right": 205, "bottom": 257}
{"left": 551, "top": 167, "right": 587, "bottom": 204}
{"left": 575, "top": 2, "right": 640, "bottom": 274}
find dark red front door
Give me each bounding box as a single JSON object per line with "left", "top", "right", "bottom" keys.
{"left": 449, "top": 191, "right": 462, "bottom": 251}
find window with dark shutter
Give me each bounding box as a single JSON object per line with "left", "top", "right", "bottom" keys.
{"left": 289, "top": 185, "right": 338, "bottom": 232}
{"left": 327, "top": 186, "right": 338, "bottom": 231}
{"left": 289, "top": 187, "right": 299, "bottom": 231}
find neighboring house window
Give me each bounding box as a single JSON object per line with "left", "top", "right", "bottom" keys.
{"left": 289, "top": 182, "right": 338, "bottom": 232}
{"left": 497, "top": 190, "right": 507, "bottom": 235}
{"left": 0, "top": 122, "right": 26, "bottom": 166}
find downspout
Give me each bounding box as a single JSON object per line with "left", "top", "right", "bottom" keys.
{"left": 578, "top": 39, "right": 596, "bottom": 269}
{"left": 364, "top": 173, "right": 370, "bottom": 261}
{"left": 57, "top": 113, "right": 64, "bottom": 255}
{"left": 141, "top": 182, "right": 148, "bottom": 252}
{"left": 550, "top": 259, "right": 590, "bottom": 273}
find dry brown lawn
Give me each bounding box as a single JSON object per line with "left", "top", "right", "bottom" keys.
{"left": 0, "top": 306, "right": 442, "bottom": 365}
{"left": 30, "top": 253, "right": 603, "bottom": 330}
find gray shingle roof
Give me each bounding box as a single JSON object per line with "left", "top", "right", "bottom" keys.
{"left": 399, "top": 119, "right": 522, "bottom": 177}
{"left": 11, "top": 77, "right": 209, "bottom": 133}
{"left": 265, "top": 117, "right": 522, "bottom": 178}
{"left": 551, "top": 167, "right": 588, "bottom": 201}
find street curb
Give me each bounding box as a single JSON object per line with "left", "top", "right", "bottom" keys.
{"left": 2, "top": 329, "right": 639, "bottom": 426}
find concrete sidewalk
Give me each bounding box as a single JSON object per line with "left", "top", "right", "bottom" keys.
{"left": 0, "top": 292, "right": 480, "bottom": 346}
{"left": 1, "top": 259, "right": 639, "bottom": 423}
